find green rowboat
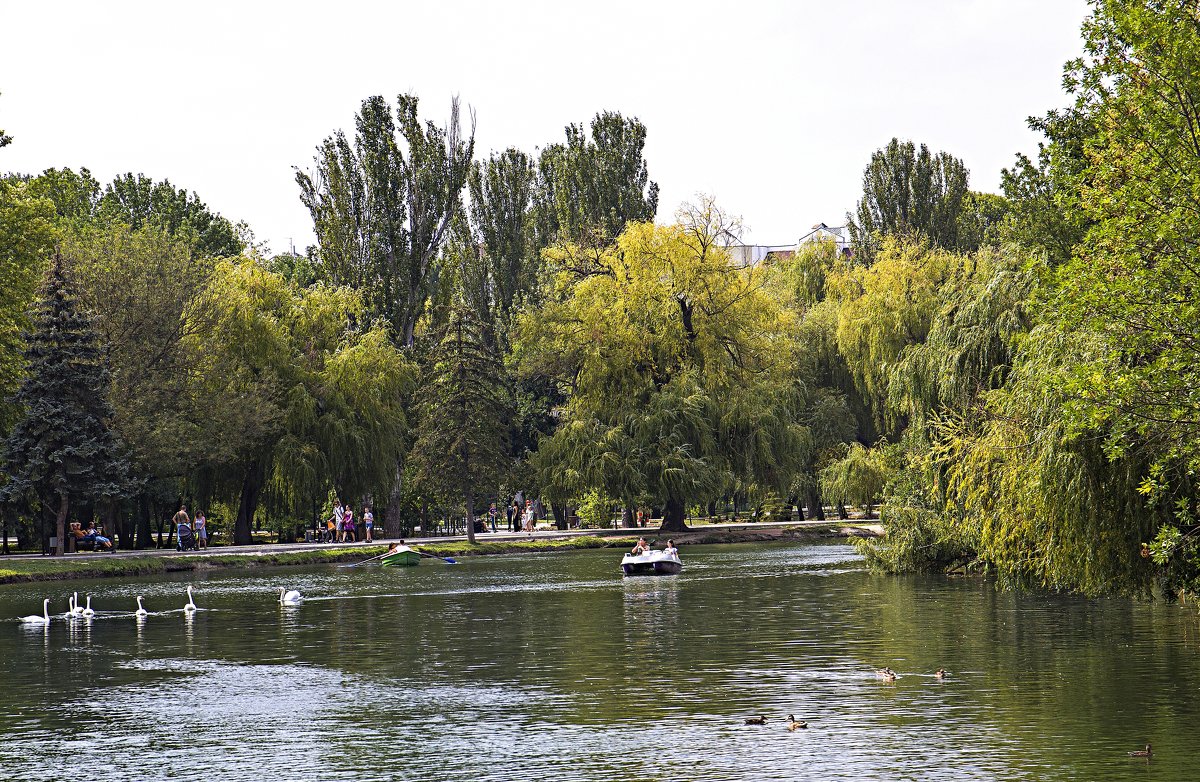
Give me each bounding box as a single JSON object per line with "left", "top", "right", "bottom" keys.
{"left": 380, "top": 547, "right": 421, "bottom": 567}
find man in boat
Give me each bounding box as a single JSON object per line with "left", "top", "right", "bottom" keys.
{"left": 631, "top": 537, "right": 649, "bottom": 555}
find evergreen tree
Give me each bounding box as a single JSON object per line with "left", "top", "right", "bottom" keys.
{"left": 409, "top": 299, "right": 511, "bottom": 544}
{"left": 0, "top": 254, "right": 134, "bottom": 554}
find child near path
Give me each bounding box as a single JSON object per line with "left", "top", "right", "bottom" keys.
{"left": 363, "top": 506, "right": 374, "bottom": 543}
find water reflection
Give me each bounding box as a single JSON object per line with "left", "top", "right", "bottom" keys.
{"left": 0, "top": 543, "right": 1198, "bottom": 781}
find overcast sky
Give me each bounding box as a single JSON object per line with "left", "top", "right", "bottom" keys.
{"left": 1, "top": 0, "right": 1090, "bottom": 254}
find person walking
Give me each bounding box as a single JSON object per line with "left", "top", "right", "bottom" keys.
{"left": 522, "top": 500, "right": 535, "bottom": 532}
{"left": 363, "top": 506, "right": 374, "bottom": 543}
{"left": 488, "top": 502, "right": 498, "bottom": 533}
{"left": 172, "top": 505, "right": 190, "bottom": 548}
{"left": 342, "top": 506, "right": 356, "bottom": 542}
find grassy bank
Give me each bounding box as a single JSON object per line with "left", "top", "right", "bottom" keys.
{"left": 0, "top": 524, "right": 877, "bottom": 586}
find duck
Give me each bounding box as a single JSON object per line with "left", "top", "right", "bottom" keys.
{"left": 19, "top": 598, "right": 51, "bottom": 625}
{"left": 786, "top": 715, "right": 808, "bottom": 731}
{"left": 934, "top": 668, "right": 947, "bottom": 680}
{"left": 279, "top": 588, "right": 303, "bottom": 606}
{"left": 1128, "top": 744, "right": 1152, "bottom": 758}
{"left": 876, "top": 667, "right": 897, "bottom": 682}
{"left": 135, "top": 596, "right": 148, "bottom": 618}
{"left": 744, "top": 715, "right": 768, "bottom": 725}
{"left": 183, "top": 585, "right": 197, "bottom": 612}
{"left": 81, "top": 595, "right": 95, "bottom": 618}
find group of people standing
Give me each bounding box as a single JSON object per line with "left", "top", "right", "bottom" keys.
{"left": 171, "top": 505, "right": 207, "bottom": 549}
{"left": 326, "top": 500, "right": 373, "bottom": 543}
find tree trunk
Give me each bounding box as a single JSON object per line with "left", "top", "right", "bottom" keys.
{"left": 136, "top": 494, "right": 153, "bottom": 549}
{"left": 837, "top": 502, "right": 848, "bottom": 520}
{"left": 234, "top": 460, "right": 265, "bottom": 545}
{"left": 551, "top": 502, "right": 568, "bottom": 531}
{"left": 658, "top": 496, "right": 690, "bottom": 533}
{"left": 464, "top": 493, "right": 476, "bottom": 544}
{"left": 384, "top": 459, "right": 405, "bottom": 539}
{"left": 55, "top": 491, "right": 68, "bottom": 556}
{"left": 622, "top": 506, "right": 632, "bottom": 528}
{"left": 807, "top": 488, "right": 825, "bottom": 521}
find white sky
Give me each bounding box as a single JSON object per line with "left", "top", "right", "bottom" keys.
{"left": 1, "top": 0, "right": 1090, "bottom": 254}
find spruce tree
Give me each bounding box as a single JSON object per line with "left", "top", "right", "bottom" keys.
{"left": 409, "top": 299, "right": 511, "bottom": 543}
{"left": 0, "top": 254, "right": 133, "bottom": 554}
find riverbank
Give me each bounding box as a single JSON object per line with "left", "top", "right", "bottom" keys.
{"left": 0, "top": 521, "right": 881, "bottom": 586}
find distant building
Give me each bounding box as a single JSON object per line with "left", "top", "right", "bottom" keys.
{"left": 798, "top": 223, "right": 851, "bottom": 255}
{"left": 722, "top": 221, "right": 851, "bottom": 267}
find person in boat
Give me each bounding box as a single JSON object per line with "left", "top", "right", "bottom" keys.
{"left": 631, "top": 537, "right": 649, "bottom": 555}
{"left": 663, "top": 539, "right": 678, "bottom": 557}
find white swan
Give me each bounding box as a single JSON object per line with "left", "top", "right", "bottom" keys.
{"left": 135, "top": 596, "right": 148, "bottom": 617}
{"left": 70, "top": 591, "right": 83, "bottom": 616}
{"left": 183, "top": 585, "right": 197, "bottom": 612}
{"left": 81, "top": 595, "right": 95, "bottom": 618}
{"left": 279, "top": 588, "right": 303, "bottom": 605}
{"left": 20, "top": 598, "right": 50, "bottom": 624}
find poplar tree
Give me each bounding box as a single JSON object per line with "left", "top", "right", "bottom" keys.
{"left": 0, "top": 254, "right": 133, "bottom": 554}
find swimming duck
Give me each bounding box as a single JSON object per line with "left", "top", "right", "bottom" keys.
{"left": 744, "top": 715, "right": 768, "bottom": 725}
{"left": 876, "top": 667, "right": 897, "bottom": 682}
{"left": 934, "top": 668, "right": 947, "bottom": 680}
{"left": 786, "top": 715, "right": 807, "bottom": 730}
{"left": 1128, "top": 744, "right": 1152, "bottom": 758}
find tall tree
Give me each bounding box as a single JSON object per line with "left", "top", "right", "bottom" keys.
{"left": 467, "top": 148, "right": 540, "bottom": 350}
{"left": 185, "top": 259, "right": 412, "bottom": 544}
{"left": 848, "top": 138, "right": 970, "bottom": 259}
{"left": 537, "top": 111, "right": 659, "bottom": 248}
{"left": 297, "top": 93, "right": 476, "bottom": 348}
{"left": 97, "top": 173, "right": 243, "bottom": 258}
{"left": 0, "top": 255, "right": 134, "bottom": 554}
{"left": 0, "top": 179, "right": 55, "bottom": 432}
{"left": 410, "top": 299, "right": 512, "bottom": 543}
{"left": 517, "top": 201, "right": 805, "bottom": 531}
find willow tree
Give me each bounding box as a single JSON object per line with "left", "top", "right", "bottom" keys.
{"left": 516, "top": 202, "right": 806, "bottom": 532}
{"left": 185, "top": 260, "right": 412, "bottom": 544}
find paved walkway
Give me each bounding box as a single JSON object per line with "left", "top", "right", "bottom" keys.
{"left": 7, "top": 519, "right": 881, "bottom": 562}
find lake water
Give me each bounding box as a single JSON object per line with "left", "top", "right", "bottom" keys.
{"left": 1, "top": 542, "right": 1197, "bottom": 781}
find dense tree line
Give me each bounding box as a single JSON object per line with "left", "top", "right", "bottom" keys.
{"left": 2, "top": 1, "right": 1199, "bottom": 603}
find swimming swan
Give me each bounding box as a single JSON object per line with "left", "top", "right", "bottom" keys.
{"left": 81, "top": 595, "right": 95, "bottom": 618}
{"left": 279, "top": 588, "right": 303, "bottom": 605}
{"left": 183, "top": 586, "right": 197, "bottom": 612}
{"left": 20, "top": 599, "right": 50, "bottom": 625}
{"left": 70, "top": 592, "right": 83, "bottom": 616}
{"left": 135, "top": 596, "right": 148, "bottom": 617}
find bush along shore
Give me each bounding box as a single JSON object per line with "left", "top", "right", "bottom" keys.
{"left": 0, "top": 524, "right": 879, "bottom": 586}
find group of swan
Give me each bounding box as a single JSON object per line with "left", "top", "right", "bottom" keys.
{"left": 18, "top": 585, "right": 303, "bottom": 624}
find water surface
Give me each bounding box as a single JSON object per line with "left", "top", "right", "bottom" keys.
{"left": 1, "top": 543, "right": 1196, "bottom": 780}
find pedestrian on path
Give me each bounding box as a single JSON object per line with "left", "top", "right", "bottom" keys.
{"left": 363, "top": 506, "right": 374, "bottom": 543}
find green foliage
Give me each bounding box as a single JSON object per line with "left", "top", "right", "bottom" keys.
{"left": 0, "top": 256, "right": 136, "bottom": 551}
{"left": 820, "top": 443, "right": 887, "bottom": 511}
{"left": 408, "top": 298, "right": 512, "bottom": 540}
{"left": 0, "top": 179, "right": 55, "bottom": 431}
{"left": 575, "top": 488, "right": 616, "bottom": 528}
{"left": 97, "top": 173, "right": 243, "bottom": 258}
{"left": 848, "top": 138, "right": 971, "bottom": 259}
{"left": 536, "top": 111, "right": 658, "bottom": 247}
{"left": 517, "top": 202, "right": 806, "bottom": 530}
{"left": 297, "top": 94, "right": 475, "bottom": 347}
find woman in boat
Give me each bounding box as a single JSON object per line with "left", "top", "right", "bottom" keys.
{"left": 663, "top": 539, "right": 678, "bottom": 557}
